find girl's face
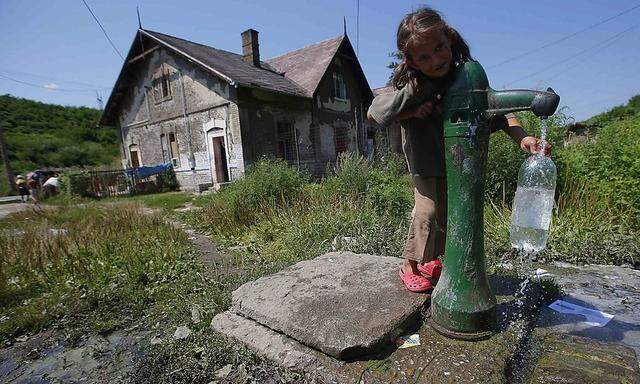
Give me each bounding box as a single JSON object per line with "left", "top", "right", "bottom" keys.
{"left": 406, "top": 29, "right": 453, "bottom": 79}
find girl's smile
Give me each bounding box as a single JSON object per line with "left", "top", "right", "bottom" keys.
{"left": 406, "top": 29, "right": 453, "bottom": 79}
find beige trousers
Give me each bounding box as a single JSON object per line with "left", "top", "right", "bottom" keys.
{"left": 401, "top": 177, "right": 447, "bottom": 264}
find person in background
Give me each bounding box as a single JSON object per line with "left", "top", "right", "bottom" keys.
{"left": 42, "top": 173, "right": 60, "bottom": 198}
{"left": 15, "top": 175, "right": 29, "bottom": 203}
{"left": 27, "top": 173, "right": 39, "bottom": 203}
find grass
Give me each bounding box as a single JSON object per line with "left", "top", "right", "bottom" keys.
{"left": 2, "top": 151, "right": 636, "bottom": 382}
{"left": 43, "top": 191, "right": 194, "bottom": 211}
{"left": 484, "top": 178, "right": 639, "bottom": 268}
{"left": 0, "top": 203, "right": 211, "bottom": 342}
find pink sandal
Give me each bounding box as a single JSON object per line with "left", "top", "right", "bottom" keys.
{"left": 399, "top": 268, "right": 434, "bottom": 293}
{"left": 418, "top": 259, "right": 442, "bottom": 281}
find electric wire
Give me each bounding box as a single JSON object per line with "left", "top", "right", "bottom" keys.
{"left": 487, "top": 2, "right": 640, "bottom": 69}
{"left": 503, "top": 22, "right": 640, "bottom": 87}
{"left": 0, "top": 73, "right": 104, "bottom": 93}
{"left": 0, "top": 69, "right": 111, "bottom": 90}
{"left": 81, "top": 0, "right": 124, "bottom": 60}
{"left": 542, "top": 30, "right": 636, "bottom": 83}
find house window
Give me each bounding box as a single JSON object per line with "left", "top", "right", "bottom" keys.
{"left": 153, "top": 68, "right": 172, "bottom": 102}
{"left": 333, "top": 72, "right": 347, "bottom": 100}
{"left": 276, "top": 122, "right": 295, "bottom": 163}
{"left": 160, "top": 134, "right": 170, "bottom": 163}
{"left": 129, "top": 144, "right": 141, "bottom": 168}
{"left": 168, "top": 133, "right": 180, "bottom": 167}
{"left": 334, "top": 125, "right": 348, "bottom": 155}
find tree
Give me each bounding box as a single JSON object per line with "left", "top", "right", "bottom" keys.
{"left": 0, "top": 112, "right": 17, "bottom": 194}
{"left": 387, "top": 51, "right": 403, "bottom": 84}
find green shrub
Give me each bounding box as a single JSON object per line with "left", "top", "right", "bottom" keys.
{"left": 485, "top": 110, "right": 571, "bottom": 205}
{"left": 323, "top": 152, "right": 374, "bottom": 197}
{"left": 556, "top": 114, "right": 640, "bottom": 212}
{"left": 155, "top": 168, "right": 179, "bottom": 192}
{"left": 65, "top": 172, "right": 92, "bottom": 197}
{"left": 186, "top": 158, "right": 309, "bottom": 237}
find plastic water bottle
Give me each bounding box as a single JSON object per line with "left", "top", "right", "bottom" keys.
{"left": 510, "top": 120, "right": 557, "bottom": 253}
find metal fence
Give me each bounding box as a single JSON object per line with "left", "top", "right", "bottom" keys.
{"left": 67, "top": 166, "right": 177, "bottom": 199}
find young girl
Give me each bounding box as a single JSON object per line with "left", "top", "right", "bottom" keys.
{"left": 368, "top": 7, "right": 548, "bottom": 292}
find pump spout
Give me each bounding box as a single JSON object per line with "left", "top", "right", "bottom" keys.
{"left": 487, "top": 87, "right": 560, "bottom": 117}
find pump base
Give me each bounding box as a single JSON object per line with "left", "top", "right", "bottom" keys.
{"left": 427, "top": 317, "right": 494, "bottom": 341}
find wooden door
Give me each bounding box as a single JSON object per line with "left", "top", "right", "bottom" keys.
{"left": 211, "top": 137, "right": 229, "bottom": 183}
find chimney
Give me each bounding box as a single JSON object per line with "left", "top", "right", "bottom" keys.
{"left": 241, "top": 29, "right": 260, "bottom": 67}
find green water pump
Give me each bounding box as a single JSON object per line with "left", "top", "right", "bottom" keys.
{"left": 429, "top": 61, "right": 560, "bottom": 340}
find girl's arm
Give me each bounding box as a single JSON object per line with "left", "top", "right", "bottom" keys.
{"left": 367, "top": 101, "right": 432, "bottom": 122}
{"left": 503, "top": 114, "right": 550, "bottom": 155}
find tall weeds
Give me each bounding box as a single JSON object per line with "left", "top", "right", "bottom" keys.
{"left": 0, "top": 204, "right": 195, "bottom": 341}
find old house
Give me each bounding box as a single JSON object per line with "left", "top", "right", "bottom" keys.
{"left": 100, "top": 28, "right": 374, "bottom": 190}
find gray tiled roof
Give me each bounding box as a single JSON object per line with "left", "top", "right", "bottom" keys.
{"left": 143, "top": 29, "right": 309, "bottom": 98}
{"left": 266, "top": 36, "right": 345, "bottom": 98}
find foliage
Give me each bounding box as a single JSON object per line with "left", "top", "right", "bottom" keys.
{"left": 0, "top": 204, "right": 199, "bottom": 342}
{"left": 0, "top": 94, "right": 119, "bottom": 176}
{"left": 184, "top": 154, "right": 413, "bottom": 267}
{"left": 556, "top": 114, "right": 640, "bottom": 212}
{"left": 485, "top": 109, "right": 572, "bottom": 205}
{"left": 387, "top": 51, "right": 404, "bottom": 83}
{"left": 581, "top": 94, "right": 640, "bottom": 129}
{"left": 155, "top": 167, "right": 179, "bottom": 192}
{"left": 191, "top": 158, "right": 310, "bottom": 236}
{"left": 485, "top": 178, "right": 639, "bottom": 268}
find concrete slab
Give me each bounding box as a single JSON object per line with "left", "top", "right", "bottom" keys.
{"left": 212, "top": 305, "right": 525, "bottom": 383}
{"left": 535, "top": 262, "right": 640, "bottom": 360}
{"left": 229, "top": 252, "right": 429, "bottom": 360}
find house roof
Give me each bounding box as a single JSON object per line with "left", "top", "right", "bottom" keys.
{"left": 372, "top": 85, "right": 395, "bottom": 96}
{"left": 141, "top": 29, "right": 308, "bottom": 98}
{"left": 101, "top": 29, "right": 371, "bottom": 125}
{"left": 265, "top": 36, "right": 345, "bottom": 98}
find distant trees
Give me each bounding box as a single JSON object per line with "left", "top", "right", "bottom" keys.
{"left": 0, "top": 94, "right": 120, "bottom": 175}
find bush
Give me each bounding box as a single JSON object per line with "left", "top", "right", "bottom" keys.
{"left": 556, "top": 114, "right": 640, "bottom": 212}
{"left": 323, "top": 152, "right": 374, "bottom": 197}
{"left": 155, "top": 168, "right": 179, "bottom": 192}
{"left": 187, "top": 158, "right": 309, "bottom": 237}
{"left": 65, "top": 172, "right": 92, "bottom": 197}
{"left": 485, "top": 110, "right": 571, "bottom": 205}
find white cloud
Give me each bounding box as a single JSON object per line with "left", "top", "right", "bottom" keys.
{"left": 44, "top": 83, "right": 58, "bottom": 90}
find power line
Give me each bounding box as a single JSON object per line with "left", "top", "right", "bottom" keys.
{"left": 542, "top": 30, "right": 636, "bottom": 83}
{"left": 81, "top": 0, "right": 124, "bottom": 60}
{"left": 0, "top": 68, "right": 111, "bottom": 89}
{"left": 0, "top": 73, "right": 103, "bottom": 93}
{"left": 503, "top": 22, "right": 640, "bottom": 87}
{"left": 487, "top": 2, "right": 640, "bottom": 69}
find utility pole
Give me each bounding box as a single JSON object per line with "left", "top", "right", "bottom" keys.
{"left": 0, "top": 117, "right": 17, "bottom": 195}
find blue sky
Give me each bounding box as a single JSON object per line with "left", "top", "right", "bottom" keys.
{"left": 1, "top": 0, "right": 639, "bottom": 121}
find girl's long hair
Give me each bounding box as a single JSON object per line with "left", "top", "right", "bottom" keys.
{"left": 392, "top": 7, "right": 473, "bottom": 92}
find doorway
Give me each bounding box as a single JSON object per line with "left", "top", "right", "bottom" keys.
{"left": 211, "top": 136, "right": 229, "bottom": 183}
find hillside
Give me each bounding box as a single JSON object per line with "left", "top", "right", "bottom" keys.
{"left": 0, "top": 94, "right": 120, "bottom": 193}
